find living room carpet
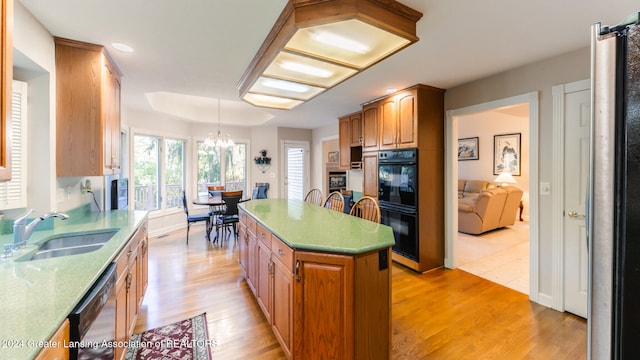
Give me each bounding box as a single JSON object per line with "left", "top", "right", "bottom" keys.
{"left": 125, "top": 313, "right": 212, "bottom": 360}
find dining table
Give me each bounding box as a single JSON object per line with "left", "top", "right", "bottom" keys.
{"left": 192, "top": 195, "right": 225, "bottom": 238}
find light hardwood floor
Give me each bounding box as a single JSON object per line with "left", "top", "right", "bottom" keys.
{"left": 134, "top": 225, "right": 587, "bottom": 359}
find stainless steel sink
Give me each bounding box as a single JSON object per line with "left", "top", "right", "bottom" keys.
{"left": 16, "top": 230, "right": 118, "bottom": 261}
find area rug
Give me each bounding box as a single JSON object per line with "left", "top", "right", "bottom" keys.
{"left": 125, "top": 313, "right": 213, "bottom": 360}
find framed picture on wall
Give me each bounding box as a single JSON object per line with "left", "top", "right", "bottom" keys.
{"left": 493, "top": 133, "right": 521, "bottom": 175}
{"left": 458, "top": 137, "right": 479, "bottom": 161}
{"left": 328, "top": 151, "right": 339, "bottom": 163}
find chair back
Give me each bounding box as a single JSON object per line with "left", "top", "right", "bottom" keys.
{"left": 208, "top": 184, "right": 225, "bottom": 196}
{"left": 323, "top": 191, "right": 345, "bottom": 212}
{"left": 221, "top": 190, "right": 243, "bottom": 216}
{"left": 181, "top": 190, "right": 189, "bottom": 215}
{"left": 252, "top": 183, "right": 269, "bottom": 199}
{"left": 304, "top": 188, "right": 323, "bottom": 206}
{"left": 349, "top": 196, "right": 381, "bottom": 223}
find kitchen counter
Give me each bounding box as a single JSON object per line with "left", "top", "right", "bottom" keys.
{"left": 239, "top": 198, "right": 394, "bottom": 253}
{"left": 0, "top": 208, "right": 148, "bottom": 359}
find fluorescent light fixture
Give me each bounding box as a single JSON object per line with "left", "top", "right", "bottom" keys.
{"left": 311, "top": 31, "right": 369, "bottom": 54}
{"left": 237, "top": 0, "right": 422, "bottom": 110}
{"left": 112, "top": 42, "right": 133, "bottom": 53}
{"left": 280, "top": 61, "right": 332, "bottom": 78}
{"left": 262, "top": 78, "right": 309, "bottom": 93}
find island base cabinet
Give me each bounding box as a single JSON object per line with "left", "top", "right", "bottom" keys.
{"left": 293, "top": 249, "right": 391, "bottom": 360}
{"left": 294, "top": 252, "right": 354, "bottom": 359}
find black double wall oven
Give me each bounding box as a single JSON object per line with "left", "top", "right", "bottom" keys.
{"left": 378, "top": 149, "right": 419, "bottom": 261}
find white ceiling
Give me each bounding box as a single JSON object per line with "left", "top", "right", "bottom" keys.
{"left": 19, "top": 0, "right": 639, "bottom": 129}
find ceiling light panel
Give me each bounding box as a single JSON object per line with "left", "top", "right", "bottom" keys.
{"left": 237, "top": 0, "right": 422, "bottom": 110}
{"left": 286, "top": 19, "right": 411, "bottom": 69}
{"left": 243, "top": 93, "right": 304, "bottom": 110}
{"left": 250, "top": 76, "right": 325, "bottom": 100}
{"left": 264, "top": 52, "right": 358, "bottom": 88}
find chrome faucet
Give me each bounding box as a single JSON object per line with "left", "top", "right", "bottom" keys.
{"left": 12, "top": 209, "right": 70, "bottom": 247}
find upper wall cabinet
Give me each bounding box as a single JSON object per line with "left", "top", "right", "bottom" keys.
{"left": 55, "top": 37, "right": 122, "bottom": 177}
{"left": 0, "top": 0, "right": 13, "bottom": 181}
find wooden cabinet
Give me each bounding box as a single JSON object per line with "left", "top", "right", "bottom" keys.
{"left": 0, "top": 0, "right": 12, "bottom": 181}
{"left": 239, "top": 210, "right": 391, "bottom": 359}
{"left": 379, "top": 89, "right": 419, "bottom": 150}
{"left": 34, "top": 319, "right": 69, "bottom": 360}
{"left": 361, "top": 102, "right": 379, "bottom": 152}
{"left": 378, "top": 85, "right": 444, "bottom": 151}
{"left": 362, "top": 152, "right": 378, "bottom": 198}
{"left": 114, "top": 219, "right": 148, "bottom": 360}
{"left": 239, "top": 209, "right": 258, "bottom": 294}
{"left": 338, "top": 115, "right": 350, "bottom": 169}
{"left": 271, "top": 235, "right": 294, "bottom": 358}
{"left": 55, "top": 37, "right": 122, "bottom": 177}
{"left": 338, "top": 111, "right": 362, "bottom": 169}
{"left": 256, "top": 238, "right": 272, "bottom": 323}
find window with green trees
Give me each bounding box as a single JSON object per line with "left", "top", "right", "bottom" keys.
{"left": 197, "top": 141, "right": 247, "bottom": 195}
{"left": 134, "top": 134, "right": 185, "bottom": 211}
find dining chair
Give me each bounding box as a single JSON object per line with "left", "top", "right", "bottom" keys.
{"left": 304, "top": 188, "right": 323, "bottom": 206}
{"left": 323, "top": 191, "right": 345, "bottom": 213}
{"left": 252, "top": 182, "right": 269, "bottom": 199}
{"left": 213, "top": 190, "right": 243, "bottom": 243}
{"left": 349, "top": 196, "right": 381, "bottom": 223}
{"left": 181, "top": 190, "right": 211, "bottom": 244}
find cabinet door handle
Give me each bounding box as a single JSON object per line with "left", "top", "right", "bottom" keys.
{"left": 126, "top": 272, "right": 132, "bottom": 291}
{"left": 295, "top": 260, "right": 300, "bottom": 281}
{"left": 277, "top": 249, "right": 284, "bottom": 256}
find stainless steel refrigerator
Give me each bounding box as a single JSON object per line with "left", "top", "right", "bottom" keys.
{"left": 590, "top": 12, "right": 640, "bottom": 359}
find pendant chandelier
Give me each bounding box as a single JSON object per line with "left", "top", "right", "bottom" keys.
{"left": 205, "top": 98, "right": 234, "bottom": 148}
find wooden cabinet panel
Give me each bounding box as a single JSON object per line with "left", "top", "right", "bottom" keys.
{"left": 247, "top": 230, "right": 258, "bottom": 295}
{"left": 34, "top": 319, "right": 69, "bottom": 360}
{"left": 238, "top": 222, "right": 248, "bottom": 275}
{"left": 55, "top": 37, "right": 122, "bottom": 176}
{"left": 256, "top": 240, "right": 272, "bottom": 323}
{"left": 272, "top": 256, "right": 294, "bottom": 358}
{"left": 397, "top": 90, "right": 418, "bottom": 149}
{"left": 294, "top": 251, "right": 354, "bottom": 360}
{"left": 0, "top": 0, "right": 12, "bottom": 181}
{"left": 363, "top": 152, "right": 378, "bottom": 198}
{"left": 114, "top": 262, "right": 128, "bottom": 360}
{"left": 338, "top": 115, "right": 351, "bottom": 169}
{"left": 349, "top": 112, "right": 362, "bottom": 147}
{"left": 379, "top": 97, "right": 397, "bottom": 150}
{"left": 361, "top": 102, "right": 379, "bottom": 152}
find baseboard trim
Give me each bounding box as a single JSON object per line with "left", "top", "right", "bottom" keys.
{"left": 537, "top": 293, "right": 554, "bottom": 309}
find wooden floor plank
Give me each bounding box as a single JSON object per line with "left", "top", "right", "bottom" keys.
{"left": 134, "top": 225, "right": 586, "bottom": 359}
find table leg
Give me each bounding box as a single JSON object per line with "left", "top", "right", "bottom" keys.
{"left": 519, "top": 200, "right": 524, "bottom": 221}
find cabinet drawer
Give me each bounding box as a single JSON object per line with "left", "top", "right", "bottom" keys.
{"left": 271, "top": 235, "right": 293, "bottom": 271}
{"left": 256, "top": 223, "right": 271, "bottom": 248}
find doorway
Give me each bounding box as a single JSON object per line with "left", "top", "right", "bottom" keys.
{"left": 445, "top": 92, "right": 540, "bottom": 302}
{"left": 282, "top": 141, "right": 310, "bottom": 200}
{"left": 455, "top": 104, "right": 531, "bottom": 294}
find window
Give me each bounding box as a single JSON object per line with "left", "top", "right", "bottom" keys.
{"left": 0, "top": 80, "right": 28, "bottom": 209}
{"left": 196, "top": 142, "right": 247, "bottom": 196}
{"left": 134, "top": 134, "right": 185, "bottom": 211}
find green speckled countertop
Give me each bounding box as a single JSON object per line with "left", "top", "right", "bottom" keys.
{"left": 0, "top": 208, "right": 148, "bottom": 360}
{"left": 239, "top": 199, "right": 394, "bottom": 254}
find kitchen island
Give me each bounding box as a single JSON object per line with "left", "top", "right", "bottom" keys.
{"left": 0, "top": 207, "right": 148, "bottom": 359}
{"left": 238, "top": 199, "right": 395, "bottom": 360}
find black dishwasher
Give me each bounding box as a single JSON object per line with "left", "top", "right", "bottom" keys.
{"left": 68, "top": 262, "right": 117, "bottom": 360}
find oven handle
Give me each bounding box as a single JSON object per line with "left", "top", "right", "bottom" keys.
{"left": 379, "top": 203, "right": 417, "bottom": 215}
{"left": 378, "top": 160, "right": 417, "bottom": 166}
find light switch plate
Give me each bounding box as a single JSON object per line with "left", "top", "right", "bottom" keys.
{"left": 540, "top": 182, "right": 551, "bottom": 195}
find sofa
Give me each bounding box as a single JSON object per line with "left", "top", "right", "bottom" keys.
{"left": 458, "top": 179, "right": 523, "bottom": 235}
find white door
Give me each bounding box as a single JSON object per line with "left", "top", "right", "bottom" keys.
{"left": 283, "top": 141, "right": 309, "bottom": 200}
{"left": 563, "top": 83, "right": 590, "bottom": 318}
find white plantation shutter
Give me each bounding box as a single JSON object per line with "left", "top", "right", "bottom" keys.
{"left": 287, "top": 147, "right": 304, "bottom": 200}
{"left": 0, "top": 80, "right": 27, "bottom": 209}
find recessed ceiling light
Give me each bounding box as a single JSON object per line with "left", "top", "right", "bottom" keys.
{"left": 112, "top": 43, "right": 134, "bottom": 53}
{"left": 385, "top": 88, "right": 397, "bottom": 94}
